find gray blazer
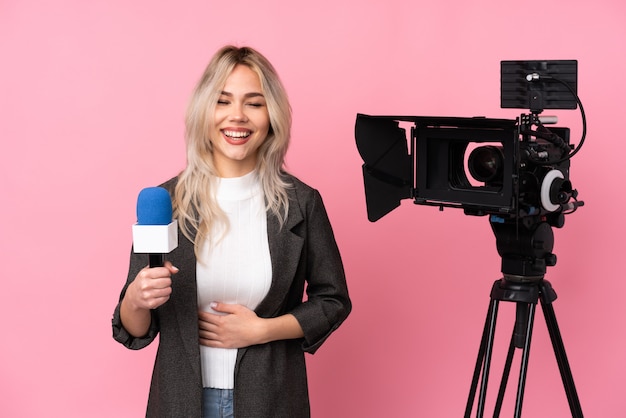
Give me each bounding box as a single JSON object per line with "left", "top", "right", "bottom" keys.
{"left": 112, "top": 174, "right": 351, "bottom": 417}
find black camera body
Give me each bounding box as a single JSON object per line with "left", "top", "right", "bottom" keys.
{"left": 355, "top": 113, "right": 575, "bottom": 222}
{"left": 355, "top": 60, "right": 583, "bottom": 279}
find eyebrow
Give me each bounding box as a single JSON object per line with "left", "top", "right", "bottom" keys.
{"left": 220, "top": 91, "right": 265, "bottom": 99}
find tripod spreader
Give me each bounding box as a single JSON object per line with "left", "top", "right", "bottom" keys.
{"left": 491, "top": 277, "right": 557, "bottom": 348}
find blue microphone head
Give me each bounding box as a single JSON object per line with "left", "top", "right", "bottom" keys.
{"left": 136, "top": 187, "right": 173, "bottom": 225}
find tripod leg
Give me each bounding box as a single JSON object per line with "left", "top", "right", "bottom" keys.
{"left": 465, "top": 296, "right": 500, "bottom": 418}
{"left": 465, "top": 304, "right": 491, "bottom": 417}
{"left": 492, "top": 302, "right": 536, "bottom": 418}
{"left": 493, "top": 301, "right": 531, "bottom": 416}
{"left": 539, "top": 287, "right": 584, "bottom": 417}
{"left": 493, "top": 333, "right": 516, "bottom": 417}
{"left": 514, "top": 302, "right": 536, "bottom": 418}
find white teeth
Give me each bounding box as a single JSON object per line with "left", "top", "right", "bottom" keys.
{"left": 223, "top": 130, "right": 251, "bottom": 139}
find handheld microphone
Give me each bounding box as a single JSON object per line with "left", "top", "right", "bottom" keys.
{"left": 132, "top": 187, "right": 178, "bottom": 267}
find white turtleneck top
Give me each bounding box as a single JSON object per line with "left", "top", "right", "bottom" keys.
{"left": 196, "top": 170, "right": 272, "bottom": 389}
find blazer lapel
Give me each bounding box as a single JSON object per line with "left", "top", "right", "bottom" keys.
{"left": 160, "top": 177, "right": 202, "bottom": 381}
{"left": 255, "top": 190, "right": 304, "bottom": 317}
{"left": 172, "top": 231, "right": 203, "bottom": 381}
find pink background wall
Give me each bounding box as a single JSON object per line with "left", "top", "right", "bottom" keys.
{"left": 1, "top": 1, "right": 625, "bottom": 416}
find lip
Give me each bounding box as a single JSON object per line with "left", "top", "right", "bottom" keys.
{"left": 221, "top": 128, "right": 252, "bottom": 145}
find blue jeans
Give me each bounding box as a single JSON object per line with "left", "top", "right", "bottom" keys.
{"left": 202, "top": 388, "right": 234, "bottom": 418}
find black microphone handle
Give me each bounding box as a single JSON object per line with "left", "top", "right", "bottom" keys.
{"left": 149, "top": 253, "right": 164, "bottom": 268}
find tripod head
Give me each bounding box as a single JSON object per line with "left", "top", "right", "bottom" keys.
{"left": 491, "top": 216, "right": 556, "bottom": 282}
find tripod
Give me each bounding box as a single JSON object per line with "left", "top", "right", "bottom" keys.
{"left": 464, "top": 275, "right": 583, "bottom": 417}
{"left": 464, "top": 217, "right": 584, "bottom": 417}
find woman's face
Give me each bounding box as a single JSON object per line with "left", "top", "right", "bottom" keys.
{"left": 209, "top": 64, "right": 270, "bottom": 177}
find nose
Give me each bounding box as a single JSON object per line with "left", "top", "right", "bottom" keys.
{"left": 229, "top": 104, "right": 248, "bottom": 123}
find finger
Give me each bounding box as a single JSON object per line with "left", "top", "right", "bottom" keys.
{"left": 198, "top": 326, "right": 219, "bottom": 339}
{"left": 209, "top": 302, "right": 239, "bottom": 315}
{"left": 198, "top": 318, "right": 216, "bottom": 332}
{"left": 149, "top": 285, "right": 173, "bottom": 298}
{"left": 198, "top": 324, "right": 224, "bottom": 346}
{"left": 198, "top": 310, "right": 216, "bottom": 321}
{"left": 136, "top": 277, "right": 172, "bottom": 293}
{"left": 198, "top": 311, "right": 222, "bottom": 329}
{"left": 150, "top": 277, "right": 173, "bottom": 289}
{"left": 163, "top": 261, "right": 179, "bottom": 274}
{"left": 140, "top": 265, "right": 175, "bottom": 280}
{"left": 199, "top": 336, "right": 224, "bottom": 348}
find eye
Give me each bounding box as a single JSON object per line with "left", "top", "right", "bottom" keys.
{"left": 217, "top": 99, "right": 229, "bottom": 105}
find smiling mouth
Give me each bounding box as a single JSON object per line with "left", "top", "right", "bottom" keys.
{"left": 223, "top": 130, "right": 251, "bottom": 139}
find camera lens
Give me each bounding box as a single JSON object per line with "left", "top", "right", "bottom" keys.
{"left": 468, "top": 146, "right": 504, "bottom": 183}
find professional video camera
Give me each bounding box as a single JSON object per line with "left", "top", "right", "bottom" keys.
{"left": 355, "top": 60, "right": 587, "bottom": 416}
{"left": 356, "top": 60, "right": 585, "bottom": 280}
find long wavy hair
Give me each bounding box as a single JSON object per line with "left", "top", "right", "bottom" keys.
{"left": 174, "top": 46, "right": 292, "bottom": 258}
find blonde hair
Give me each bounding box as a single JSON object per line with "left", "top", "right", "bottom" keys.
{"left": 174, "top": 46, "right": 292, "bottom": 257}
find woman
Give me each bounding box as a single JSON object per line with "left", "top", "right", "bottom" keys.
{"left": 112, "top": 45, "right": 351, "bottom": 418}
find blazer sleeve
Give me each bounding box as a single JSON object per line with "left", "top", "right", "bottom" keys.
{"left": 111, "top": 248, "right": 160, "bottom": 350}
{"left": 289, "top": 189, "right": 351, "bottom": 354}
